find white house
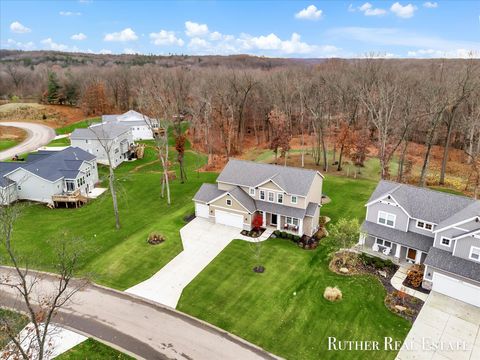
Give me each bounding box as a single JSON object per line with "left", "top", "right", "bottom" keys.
{"left": 0, "top": 147, "right": 98, "bottom": 205}
{"left": 71, "top": 123, "right": 134, "bottom": 168}
{"left": 102, "top": 110, "right": 158, "bottom": 140}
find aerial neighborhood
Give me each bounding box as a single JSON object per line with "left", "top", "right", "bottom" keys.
{"left": 1, "top": 2, "right": 480, "bottom": 359}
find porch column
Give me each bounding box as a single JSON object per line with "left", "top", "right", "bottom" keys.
{"left": 358, "top": 233, "right": 366, "bottom": 245}
{"left": 394, "top": 244, "right": 401, "bottom": 259}
{"left": 262, "top": 211, "right": 266, "bottom": 227}
{"left": 276, "top": 214, "right": 281, "bottom": 230}
{"left": 415, "top": 250, "right": 422, "bottom": 264}
{"left": 298, "top": 219, "right": 303, "bottom": 236}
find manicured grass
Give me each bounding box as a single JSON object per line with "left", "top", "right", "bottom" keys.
{"left": 46, "top": 137, "right": 71, "bottom": 147}
{"left": 56, "top": 339, "right": 133, "bottom": 360}
{"left": 177, "top": 175, "right": 410, "bottom": 360}
{"left": 55, "top": 118, "right": 101, "bottom": 135}
{"left": 0, "top": 139, "right": 19, "bottom": 151}
{"left": 2, "top": 146, "right": 214, "bottom": 290}
{"left": 0, "top": 309, "right": 29, "bottom": 348}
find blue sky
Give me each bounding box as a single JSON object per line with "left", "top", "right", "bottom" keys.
{"left": 1, "top": 0, "right": 479, "bottom": 58}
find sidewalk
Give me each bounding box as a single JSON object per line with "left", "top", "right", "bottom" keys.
{"left": 391, "top": 266, "right": 429, "bottom": 302}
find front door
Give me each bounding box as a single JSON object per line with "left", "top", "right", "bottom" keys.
{"left": 407, "top": 248, "right": 417, "bottom": 262}
{"left": 271, "top": 213, "right": 278, "bottom": 226}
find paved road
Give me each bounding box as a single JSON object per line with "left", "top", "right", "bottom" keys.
{"left": 0, "top": 267, "right": 278, "bottom": 360}
{"left": 0, "top": 122, "right": 55, "bottom": 160}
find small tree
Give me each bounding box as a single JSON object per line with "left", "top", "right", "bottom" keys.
{"left": 268, "top": 109, "right": 291, "bottom": 164}
{"left": 252, "top": 213, "right": 263, "bottom": 230}
{"left": 329, "top": 218, "right": 361, "bottom": 266}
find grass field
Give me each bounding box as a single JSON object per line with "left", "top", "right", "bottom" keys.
{"left": 0, "top": 139, "right": 19, "bottom": 151}
{"left": 57, "top": 339, "right": 133, "bottom": 360}
{"left": 54, "top": 118, "right": 101, "bottom": 135}
{"left": 177, "top": 176, "right": 411, "bottom": 360}
{"left": 0, "top": 309, "right": 29, "bottom": 348}
{"left": 46, "top": 137, "right": 71, "bottom": 147}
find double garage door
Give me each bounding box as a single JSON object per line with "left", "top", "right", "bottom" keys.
{"left": 433, "top": 273, "right": 480, "bottom": 307}
{"left": 195, "top": 204, "right": 244, "bottom": 229}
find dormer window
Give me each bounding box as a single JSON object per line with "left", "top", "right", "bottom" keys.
{"left": 249, "top": 187, "right": 255, "bottom": 196}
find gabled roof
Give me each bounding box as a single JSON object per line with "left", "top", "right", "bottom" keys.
{"left": 102, "top": 110, "right": 157, "bottom": 127}
{"left": 1, "top": 147, "right": 95, "bottom": 183}
{"left": 435, "top": 202, "right": 480, "bottom": 232}
{"left": 228, "top": 187, "right": 256, "bottom": 213}
{"left": 217, "top": 159, "right": 322, "bottom": 197}
{"left": 425, "top": 246, "right": 480, "bottom": 283}
{"left": 192, "top": 183, "right": 225, "bottom": 203}
{"left": 71, "top": 123, "right": 131, "bottom": 140}
{"left": 367, "top": 180, "right": 475, "bottom": 224}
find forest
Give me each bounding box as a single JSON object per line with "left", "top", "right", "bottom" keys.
{"left": 1, "top": 50, "right": 479, "bottom": 195}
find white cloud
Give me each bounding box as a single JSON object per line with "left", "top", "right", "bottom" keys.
{"left": 407, "top": 48, "right": 478, "bottom": 58}
{"left": 71, "top": 33, "right": 87, "bottom": 41}
{"left": 60, "top": 11, "right": 81, "bottom": 16}
{"left": 185, "top": 21, "right": 209, "bottom": 37}
{"left": 104, "top": 28, "right": 138, "bottom": 42}
{"left": 10, "top": 21, "right": 31, "bottom": 33}
{"left": 423, "top": 2, "right": 438, "bottom": 8}
{"left": 358, "top": 3, "right": 387, "bottom": 16}
{"left": 188, "top": 37, "right": 210, "bottom": 49}
{"left": 295, "top": 5, "right": 323, "bottom": 20}
{"left": 99, "top": 49, "right": 112, "bottom": 54}
{"left": 348, "top": 4, "right": 356, "bottom": 12}
{"left": 150, "top": 30, "right": 184, "bottom": 46}
{"left": 390, "top": 2, "right": 417, "bottom": 18}
{"left": 5, "top": 38, "right": 35, "bottom": 50}
{"left": 41, "top": 38, "right": 70, "bottom": 51}
{"left": 239, "top": 32, "right": 316, "bottom": 54}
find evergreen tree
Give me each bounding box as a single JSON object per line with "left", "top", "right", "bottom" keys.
{"left": 47, "top": 71, "right": 60, "bottom": 104}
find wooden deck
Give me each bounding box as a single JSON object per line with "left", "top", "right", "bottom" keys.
{"left": 52, "top": 190, "right": 88, "bottom": 208}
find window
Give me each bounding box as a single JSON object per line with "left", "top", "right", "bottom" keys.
{"left": 375, "top": 238, "right": 392, "bottom": 248}
{"left": 259, "top": 190, "right": 265, "bottom": 200}
{"left": 286, "top": 217, "right": 299, "bottom": 226}
{"left": 291, "top": 196, "right": 297, "bottom": 204}
{"left": 268, "top": 191, "right": 274, "bottom": 202}
{"left": 277, "top": 193, "right": 283, "bottom": 204}
{"left": 416, "top": 220, "right": 434, "bottom": 231}
{"left": 441, "top": 237, "right": 451, "bottom": 246}
{"left": 249, "top": 187, "right": 255, "bottom": 196}
{"left": 226, "top": 199, "right": 232, "bottom": 206}
{"left": 378, "top": 211, "right": 396, "bottom": 228}
{"left": 65, "top": 180, "right": 75, "bottom": 192}
{"left": 470, "top": 247, "right": 480, "bottom": 262}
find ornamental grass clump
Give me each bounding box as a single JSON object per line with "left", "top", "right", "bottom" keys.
{"left": 323, "top": 286, "right": 343, "bottom": 302}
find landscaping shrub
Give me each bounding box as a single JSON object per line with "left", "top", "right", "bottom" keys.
{"left": 147, "top": 232, "right": 165, "bottom": 245}
{"left": 323, "top": 287, "right": 342, "bottom": 302}
{"left": 406, "top": 264, "right": 424, "bottom": 288}
{"left": 319, "top": 216, "right": 328, "bottom": 228}
{"left": 293, "top": 235, "right": 300, "bottom": 242}
{"left": 273, "top": 230, "right": 281, "bottom": 237}
{"left": 360, "top": 253, "right": 395, "bottom": 270}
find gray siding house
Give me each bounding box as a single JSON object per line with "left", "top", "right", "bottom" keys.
{"left": 360, "top": 180, "right": 480, "bottom": 307}
{"left": 102, "top": 110, "right": 158, "bottom": 141}
{"left": 0, "top": 147, "right": 98, "bottom": 205}
{"left": 193, "top": 159, "right": 323, "bottom": 237}
{"left": 71, "top": 123, "right": 134, "bottom": 168}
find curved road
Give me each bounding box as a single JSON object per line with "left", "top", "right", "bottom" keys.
{"left": 0, "top": 122, "right": 55, "bottom": 161}
{"left": 0, "top": 268, "right": 278, "bottom": 360}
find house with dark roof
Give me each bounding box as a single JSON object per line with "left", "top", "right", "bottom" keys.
{"left": 360, "top": 180, "right": 480, "bottom": 307}
{"left": 193, "top": 159, "right": 324, "bottom": 237}
{"left": 71, "top": 123, "right": 134, "bottom": 168}
{"left": 102, "top": 110, "right": 158, "bottom": 140}
{"left": 0, "top": 147, "right": 98, "bottom": 205}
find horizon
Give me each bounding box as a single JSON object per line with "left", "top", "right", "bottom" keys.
{"left": 1, "top": 0, "right": 479, "bottom": 59}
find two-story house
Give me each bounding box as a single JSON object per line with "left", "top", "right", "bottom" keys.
{"left": 102, "top": 110, "right": 159, "bottom": 140}
{"left": 360, "top": 180, "right": 480, "bottom": 307}
{"left": 193, "top": 159, "right": 324, "bottom": 237}
{"left": 0, "top": 147, "right": 98, "bottom": 205}
{"left": 71, "top": 123, "right": 134, "bottom": 168}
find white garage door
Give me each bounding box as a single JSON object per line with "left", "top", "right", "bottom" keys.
{"left": 433, "top": 273, "right": 480, "bottom": 307}
{"left": 195, "top": 203, "right": 210, "bottom": 218}
{"left": 215, "top": 210, "right": 244, "bottom": 228}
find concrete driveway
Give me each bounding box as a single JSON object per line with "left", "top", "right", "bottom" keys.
{"left": 126, "top": 218, "right": 242, "bottom": 307}
{"left": 396, "top": 292, "right": 480, "bottom": 360}
{"left": 0, "top": 122, "right": 55, "bottom": 160}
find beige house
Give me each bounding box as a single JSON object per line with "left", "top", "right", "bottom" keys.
{"left": 193, "top": 159, "right": 324, "bottom": 237}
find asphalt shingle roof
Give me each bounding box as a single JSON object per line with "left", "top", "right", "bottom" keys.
{"left": 305, "top": 202, "right": 319, "bottom": 217}
{"left": 229, "top": 187, "right": 256, "bottom": 213}
{"left": 425, "top": 246, "right": 480, "bottom": 284}
{"left": 102, "top": 110, "right": 156, "bottom": 127}
{"left": 368, "top": 180, "right": 476, "bottom": 224}
{"left": 361, "top": 220, "right": 434, "bottom": 252}
{"left": 216, "top": 159, "right": 321, "bottom": 197}
{"left": 71, "top": 123, "right": 131, "bottom": 140}
{"left": 192, "top": 183, "right": 225, "bottom": 203}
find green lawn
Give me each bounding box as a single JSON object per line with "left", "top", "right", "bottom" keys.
{"left": 0, "top": 139, "right": 19, "bottom": 151}
{"left": 46, "top": 137, "right": 71, "bottom": 147}
{"left": 0, "top": 309, "right": 29, "bottom": 348}
{"left": 177, "top": 175, "right": 411, "bottom": 360}
{"left": 55, "top": 118, "right": 101, "bottom": 135}
{"left": 57, "top": 339, "right": 133, "bottom": 360}
{"left": 3, "top": 145, "right": 213, "bottom": 290}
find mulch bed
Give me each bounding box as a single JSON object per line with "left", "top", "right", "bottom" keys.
{"left": 402, "top": 278, "right": 431, "bottom": 295}
{"left": 241, "top": 227, "right": 266, "bottom": 238}
{"left": 184, "top": 213, "right": 196, "bottom": 223}
{"left": 330, "top": 251, "right": 425, "bottom": 323}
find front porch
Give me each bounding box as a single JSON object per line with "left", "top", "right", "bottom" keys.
{"left": 257, "top": 211, "right": 303, "bottom": 236}
{"left": 358, "top": 234, "right": 427, "bottom": 265}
